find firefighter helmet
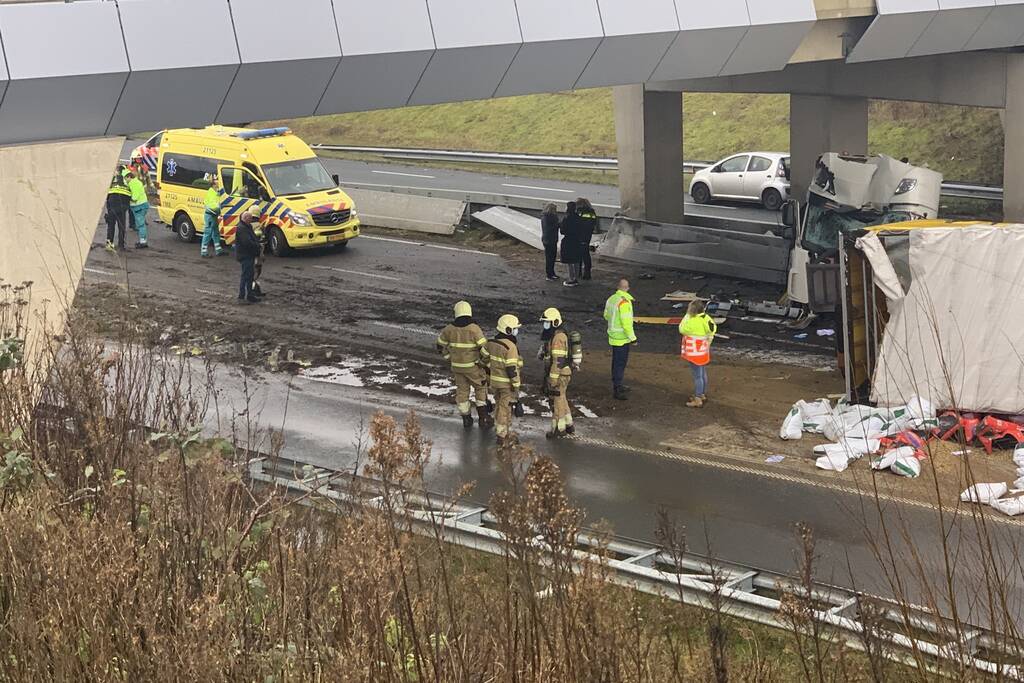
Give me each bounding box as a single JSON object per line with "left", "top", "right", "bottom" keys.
{"left": 540, "top": 307, "right": 562, "bottom": 327}
{"left": 453, "top": 300, "right": 472, "bottom": 318}
{"left": 496, "top": 314, "right": 520, "bottom": 335}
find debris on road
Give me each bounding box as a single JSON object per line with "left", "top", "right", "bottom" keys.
{"left": 765, "top": 454, "right": 785, "bottom": 464}
{"left": 349, "top": 188, "right": 465, "bottom": 235}
{"left": 661, "top": 290, "right": 698, "bottom": 301}
{"left": 960, "top": 482, "right": 1024, "bottom": 516}
{"left": 472, "top": 206, "right": 544, "bottom": 250}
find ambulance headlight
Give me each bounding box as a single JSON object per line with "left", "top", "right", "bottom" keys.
{"left": 290, "top": 213, "right": 309, "bottom": 226}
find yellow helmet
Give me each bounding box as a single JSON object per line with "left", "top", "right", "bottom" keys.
{"left": 540, "top": 307, "right": 562, "bottom": 326}
{"left": 453, "top": 300, "right": 472, "bottom": 318}
{"left": 496, "top": 314, "right": 520, "bottom": 335}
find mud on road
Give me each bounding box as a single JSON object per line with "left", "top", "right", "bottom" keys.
{"left": 75, "top": 215, "right": 1017, "bottom": 507}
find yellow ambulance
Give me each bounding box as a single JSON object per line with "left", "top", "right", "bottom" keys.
{"left": 154, "top": 126, "right": 360, "bottom": 255}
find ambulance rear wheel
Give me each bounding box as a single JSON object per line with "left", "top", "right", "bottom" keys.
{"left": 174, "top": 213, "right": 197, "bottom": 243}
{"left": 269, "top": 227, "right": 291, "bottom": 256}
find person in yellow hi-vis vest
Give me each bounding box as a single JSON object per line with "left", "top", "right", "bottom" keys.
{"left": 436, "top": 300, "right": 493, "bottom": 430}
{"left": 201, "top": 174, "right": 226, "bottom": 257}
{"left": 603, "top": 278, "right": 637, "bottom": 400}
{"left": 484, "top": 314, "right": 523, "bottom": 444}
{"left": 678, "top": 298, "right": 717, "bottom": 408}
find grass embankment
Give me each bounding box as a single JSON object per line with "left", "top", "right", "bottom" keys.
{"left": 268, "top": 90, "right": 1004, "bottom": 184}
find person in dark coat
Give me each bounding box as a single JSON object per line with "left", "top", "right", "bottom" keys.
{"left": 576, "top": 197, "right": 599, "bottom": 280}
{"left": 559, "top": 201, "right": 582, "bottom": 287}
{"left": 235, "top": 211, "right": 261, "bottom": 303}
{"left": 541, "top": 203, "right": 560, "bottom": 281}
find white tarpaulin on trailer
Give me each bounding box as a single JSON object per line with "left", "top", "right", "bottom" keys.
{"left": 870, "top": 226, "right": 1024, "bottom": 414}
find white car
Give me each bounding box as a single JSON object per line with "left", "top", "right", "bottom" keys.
{"left": 689, "top": 152, "right": 790, "bottom": 211}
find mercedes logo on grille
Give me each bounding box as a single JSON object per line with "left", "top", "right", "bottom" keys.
{"left": 330, "top": 212, "right": 342, "bottom": 224}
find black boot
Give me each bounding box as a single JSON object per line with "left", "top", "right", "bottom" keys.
{"left": 613, "top": 386, "right": 628, "bottom": 401}
{"left": 565, "top": 424, "right": 575, "bottom": 435}
{"left": 462, "top": 414, "right": 474, "bottom": 429}
{"left": 476, "top": 405, "right": 494, "bottom": 429}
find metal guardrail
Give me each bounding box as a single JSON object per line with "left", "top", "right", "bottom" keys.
{"left": 312, "top": 144, "right": 1004, "bottom": 202}
{"left": 248, "top": 454, "right": 1019, "bottom": 679}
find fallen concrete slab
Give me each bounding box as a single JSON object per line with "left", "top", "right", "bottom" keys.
{"left": 472, "top": 206, "right": 544, "bottom": 250}
{"left": 346, "top": 188, "right": 465, "bottom": 235}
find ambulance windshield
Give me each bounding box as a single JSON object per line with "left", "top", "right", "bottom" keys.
{"left": 262, "top": 158, "right": 335, "bottom": 196}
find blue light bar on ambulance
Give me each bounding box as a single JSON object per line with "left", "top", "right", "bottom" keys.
{"left": 233, "top": 127, "right": 291, "bottom": 140}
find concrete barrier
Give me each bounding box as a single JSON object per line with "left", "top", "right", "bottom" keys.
{"left": 345, "top": 188, "right": 466, "bottom": 236}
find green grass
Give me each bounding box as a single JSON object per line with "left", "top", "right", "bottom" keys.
{"left": 263, "top": 89, "right": 1005, "bottom": 185}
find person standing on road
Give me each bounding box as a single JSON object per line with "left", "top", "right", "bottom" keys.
{"left": 126, "top": 171, "right": 150, "bottom": 249}
{"left": 604, "top": 278, "right": 637, "bottom": 401}
{"left": 437, "top": 300, "right": 494, "bottom": 430}
{"left": 679, "top": 298, "right": 717, "bottom": 408}
{"left": 120, "top": 165, "right": 137, "bottom": 233}
{"left": 576, "top": 198, "right": 599, "bottom": 280}
{"left": 235, "top": 211, "right": 261, "bottom": 304}
{"left": 484, "top": 314, "right": 523, "bottom": 444}
{"left": 541, "top": 203, "right": 560, "bottom": 281}
{"left": 104, "top": 169, "right": 131, "bottom": 252}
{"left": 201, "top": 174, "right": 226, "bottom": 257}
{"left": 540, "top": 307, "right": 578, "bottom": 438}
{"left": 559, "top": 201, "right": 582, "bottom": 287}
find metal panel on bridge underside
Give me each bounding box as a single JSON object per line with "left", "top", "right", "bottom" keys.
{"left": 719, "top": 0, "right": 817, "bottom": 76}
{"left": 575, "top": 0, "right": 680, "bottom": 88}
{"left": 409, "top": 0, "right": 522, "bottom": 105}
{"left": 847, "top": 0, "right": 1024, "bottom": 61}
{"left": 109, "top": 0, "right": 239, "bottom": 134}
{"left": 0, "top": 2, "right": 128, "bottom": 144}
{"left": 494, "top": 0, "right": 602, "bottom": 97}
{"left": 965, "top": 0, "right": 1024, "bottom": 50}
{"left": 318, "top": 0, "right": 435, "bottom": 114}
{"left": 219, "top": 0, "right": 341, "bottom": 122}
{"left": 651, "top": 0, "right": 750, "bottom": 81}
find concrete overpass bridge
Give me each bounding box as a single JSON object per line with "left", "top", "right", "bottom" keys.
{"left": 2, "top": 0, "right": 1024, "bottom": 362}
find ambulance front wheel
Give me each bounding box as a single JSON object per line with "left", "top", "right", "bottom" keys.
{"left": 173, "top": 212, "right": 197, "bottom": 243}
{"left": 268, "top": 227, "right": 292, "bottom": 257}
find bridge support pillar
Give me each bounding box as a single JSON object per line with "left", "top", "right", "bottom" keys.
{"left": 614, "top": 85, "right": 683, "bottom": 224}
{"left": 1004, "top": 54, "right": 1024, "bottom": 222}
{"left": 790, "top": 95, "right": 868, "bottom": 201}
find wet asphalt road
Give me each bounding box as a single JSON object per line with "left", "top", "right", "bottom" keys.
{"left": 212, "top": 362, "right": 1024, "bottom": 619}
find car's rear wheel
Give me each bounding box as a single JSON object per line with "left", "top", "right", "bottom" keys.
{"left": 268, "top": 227, "right": 291, "bottom": 256}
{"left": 174, "top": 212, "right": 197, "bottom": 242}
{"left": 690, "top": 183, "right": 711, "bottom": 204}
{"left": 762, "top": 188, "right": 783, "bottom": 211}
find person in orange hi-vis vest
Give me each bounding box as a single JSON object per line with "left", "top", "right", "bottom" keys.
{"left": 678, "top": 299, "right": 717, "bottom": 408}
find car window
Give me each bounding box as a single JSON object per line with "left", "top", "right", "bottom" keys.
{"left": 160, "top": 153, "right": 219, "bottom": 189}
{"left": 748, "top": 156, "right": 772, "bottom": 173}
{"left": 147, "top": 132, "right": 163, "bottom": 148}
{"left": 719, "top": 156, "right": 748, "bottom": 173}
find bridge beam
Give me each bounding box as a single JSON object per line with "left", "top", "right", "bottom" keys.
{"left": 613, "top": 85, "right": 684, "bottom": 224}
{"left": 789, "top": 94, "right": 868, "bottom": 200}
{"left": 1004, "top": 54, "right": 1024, "bottom": 222}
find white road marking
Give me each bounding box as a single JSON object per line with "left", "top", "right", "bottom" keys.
{"left": 84, "top": 267, "right": 115, "bottom": 277}
{"left": 371, "top": 170, "right": 435, "bottom": 179}
{"left": 371, "top": 321, "right": 436, "bottom": 337}
{"left": 361, "top": 234, "right": 498, "bottom": 257}
{"left": 502, "top": 183, "right": 573, "bottom": 193}
{"left": 312, "top": 265, "right": 402, "bottom": 281}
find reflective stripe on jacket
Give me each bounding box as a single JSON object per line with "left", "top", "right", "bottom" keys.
{"left": 437, "top": 322, "right": 487, "bottom": 370}
{"left": 484, "top": 338, "right": 522, "bottom": 392}
{"left": 604, "top": 290, "right": 636, "bottom": 346}
{"left": 544, "top": 329, "right": 570, "bottom": 385}
{"left": 108, "top": 174, "right": 131, "bottom": 197}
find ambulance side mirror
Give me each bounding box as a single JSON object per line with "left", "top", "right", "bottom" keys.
{"left": 332, "top": 174, "right": 340, "bottom": 186}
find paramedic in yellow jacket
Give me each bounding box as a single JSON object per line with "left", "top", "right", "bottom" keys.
{"left": 540, "top": 307, "right": 579, "bottom": 438}
{"left": 678, "top": 298, "right": 717, "bottom": 408}
{"left": 484, "top": 314, "right": 523, "bottom": 443}
{"left": 437, "top": 301, "right": 493, "bottom": 429}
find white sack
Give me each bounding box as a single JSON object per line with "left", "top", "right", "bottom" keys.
{"left": 890, "top": 451, "right": 921, "bottom": 478}
{"left": 856, "top": 232, "right": 905, "bottom": 302}
{"left": 1014, "top": 446, "right": 1024, "bottom": 468}
{"left": 990, "top": 496, "right": 1024, "bottom": 517}
{"left": 814, "top": 438, "right": 880, "bottom": 460}
{"left": 780, "top": 404, "right": 803, "bottom": 440}
{"left": 960, "top": 483, "right": 1009, "bottom": 504}
{"left": 871, "top": 227, "right": 1024, "bottom": 414}
{"left": 822, "top": 404, "right": 877, "bottom": 442}
{"left": 1013, "top": 477, "right": 1024, "bottom": 490}
{"left": 800, "top": 399, "right": 834, "bottom": 434}
{"left": 816, "top": 451, "right": 851, "bottom": 472}
{"left": 871, "top": 449, "right": 901, "bottom": 470}
{"left": 905, "top": 395, "right": 936, "bottom": 429}
{"left": 843, "top": 415, "right": 888, "bottom": 441}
